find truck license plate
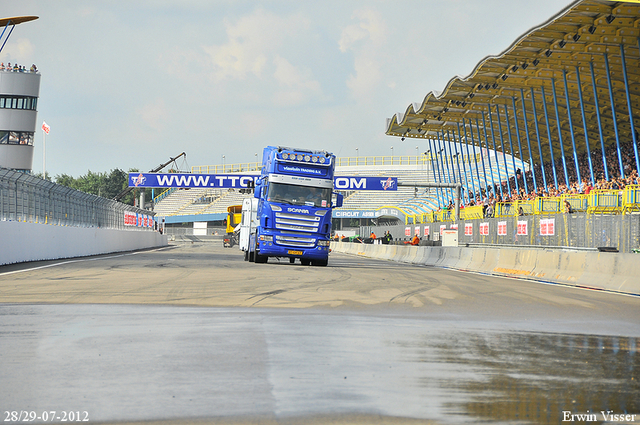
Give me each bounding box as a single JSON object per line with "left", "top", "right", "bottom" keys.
{"left": 288, "top": 250, "right": 303, "bottom": 255}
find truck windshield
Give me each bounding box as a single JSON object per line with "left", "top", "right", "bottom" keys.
{"left": 267, "top": 182, "right": 331, "bottom": 208}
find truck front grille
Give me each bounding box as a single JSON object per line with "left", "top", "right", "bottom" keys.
{"left": 275, "top": 212, "right": 320, "bottom": 233}
{"left": 275, "top": 235, "right": 316, "bottom": 248}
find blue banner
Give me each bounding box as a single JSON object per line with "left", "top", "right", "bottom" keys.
{"left": 129, "top": 173, "right": 397, "bottom": 191}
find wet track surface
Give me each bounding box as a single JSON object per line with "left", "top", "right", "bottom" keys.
{"left": 1, "top": 243, "right": 639, "bottom": 424}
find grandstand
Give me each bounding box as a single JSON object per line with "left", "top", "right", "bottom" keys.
{"left": 153, "top": 152, "right": 526, "bottom": 225}
{"left": 155, "top": 0, "right": 639, "bottom": 235}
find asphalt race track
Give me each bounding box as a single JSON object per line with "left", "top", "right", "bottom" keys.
{"left": 1, "top": 242, "right": 639, "bottom": 425}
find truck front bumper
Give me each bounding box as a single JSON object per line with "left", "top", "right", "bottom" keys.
{"left": 257, "top": 241, "right": 329, "bottom": 259}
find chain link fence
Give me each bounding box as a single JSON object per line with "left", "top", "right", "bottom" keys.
{"left": 363, "top": 212, "right": 640, "bottom": 253}
{"left": 1, "top": 168, "right": 156, "bottom": 230}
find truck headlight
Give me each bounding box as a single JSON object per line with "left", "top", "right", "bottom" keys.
{"left": 318, "top": 240, "right": 330, "bottom": 247}
{"left": 260, "top": 235, "right": 273, "bottom": 242}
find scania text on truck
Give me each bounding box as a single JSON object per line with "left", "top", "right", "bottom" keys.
{"left": 241, "top": 146, "right": 342, "bottom": 266}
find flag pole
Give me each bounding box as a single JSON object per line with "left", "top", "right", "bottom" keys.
{"left": 41, "top": 121, "right": 50, "bottom": 180}
{"left": 43, "top": 131, "right": 46, "bottom": 180}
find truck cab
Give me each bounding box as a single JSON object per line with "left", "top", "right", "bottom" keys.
{"left": 244, "top": 146, "right": 342, "bottom": 266}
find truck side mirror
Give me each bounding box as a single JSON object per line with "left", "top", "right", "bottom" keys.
{"left": 254, "top": 182, "right": 262, "bottom": 198}
{"left": 334, "top": 193, "right": 343, "bottom": 208}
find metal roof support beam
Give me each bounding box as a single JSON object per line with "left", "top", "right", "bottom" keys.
{"left": 495, "top": 105, "right": 512, "bottom": 197}
{"left": 455, "top": 130, "right": 469, "bottom": 203}
{"left": 473, "top": 118, "right": 491, "bottom": 196}
{"left": 436, "top": 132, "right": 453, "bottom": 204}
{"left": 461, "top": 122, "right": 479, "bottom": 201}
{"left": 620, "top": 41, "right": 640, "bottom": 178}
{"left": 530, "top": 88, "right": 548, "bottom": 190}
{"left": 511, "top": 97, "right": 528, "bottom": 194}
{"left": 449, "top": 128, "right": 468, "bottom": 204}
{"left": 589, "top": 60, "right": 609, "bottom": 182}
{"left": 455, "top": 123, "right": 473, "bottom": 203}
{"left": 427, "top": 138, "right": 442, "bottom": 209}
{"left": 0, "top": 22, "right": 14, "bottom": 55}
{"left": 540, "top": 85, "right": 559, "bottom": 190}
{"left": 503, "top": 104, "right": 520, "bottom": 196}
{"left": 550, "top": 80, "right": 571, "bottom": 187}
{"left": 574, "top": 65, "right": 596, "bottom": 185}
{"left": 603, "top": 52, "right": 624, "bottom": 179}
{"left": 487, "top": 107, "right": 505, "bottom": 199}
{"left": 562, "top": 70, "right": 582, "bottom": 186}
{"left": 450, "top": 130, "right": 463, "bottom": 201}
{"left": 519, "top": 89, "right": 539, "bottom": 193}
{"left": 481, "top": 112, "right": 499, "bottom": 197}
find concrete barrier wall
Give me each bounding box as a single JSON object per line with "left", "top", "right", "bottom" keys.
{"left": 0, "top": 221, "right": 169, "bottom": 266}
{"left": 331, "top": 242, "right": 640, "bottom": 296}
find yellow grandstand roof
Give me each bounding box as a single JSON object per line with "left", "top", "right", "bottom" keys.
{"left": 386, "top": 0, "right": 639, "bottom": 163}
{"left": 0, "top": 16, "right": 39, "bottom": 27}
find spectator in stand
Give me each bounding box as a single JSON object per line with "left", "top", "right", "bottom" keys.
{"left": 564, "top": 200, "right": 573, "bottom": 214}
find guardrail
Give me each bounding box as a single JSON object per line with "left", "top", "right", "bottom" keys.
{"left": 367, "top": 211, "right": 640, "bottom": 253}
{"left": 0, "top": 168, "right": 155, "bottom": 230}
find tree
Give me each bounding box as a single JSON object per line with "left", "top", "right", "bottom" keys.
{"left": 54, "top": 168, "right": 137, "bottom": 205}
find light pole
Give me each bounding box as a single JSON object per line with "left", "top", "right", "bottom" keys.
{"left": 222, "top": 155, "right": 226, "bottom": 173}
{"left": 390, "top": 146, "right": 394, "bottom": 165}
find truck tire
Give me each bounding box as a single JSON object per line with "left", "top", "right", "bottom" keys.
{"left": 254, "top": 252, "right": 268, "bottom": 263}
{"left": 300, "top": 258, "right": 311, "bottom": 266}
{"left": 312, "top": 258, "right": 328, "bottom": 267}
{"left": 243, "top": 250, "right": 249, "bottom": 261}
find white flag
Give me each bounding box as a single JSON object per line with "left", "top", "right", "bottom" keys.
{"left": 42, "top": 121, "right": 50, "bottom": 134}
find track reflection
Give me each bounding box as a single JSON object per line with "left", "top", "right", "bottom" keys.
{"left": 1, "top": 304, "right": 637, "bottom": 424}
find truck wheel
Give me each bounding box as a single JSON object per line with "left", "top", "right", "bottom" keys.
{"left": 255, "top": 252, "right": 268, "bottom": 263}
{"left": 300, "top": 258, "right": 311, "bottom": 266}
{"left": 312, "top": 259, "right": 328, "bottom": 267}
{"left": 249, "top": 250, "right": 255, "bottom": 262}
{"left": 244, "top": 250, "right": 248, "bottom": 261}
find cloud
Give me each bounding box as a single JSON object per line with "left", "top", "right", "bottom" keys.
{"left": 2, "top": 38, "right": 35, "bottom": 64}
{"left": 338, "top": 8, "right": 386, "bottom": 52}
{"left": 202, "top": 8, "right": 309, "bottom": 82}
{"left": 338, "top": 8, "right": 388, "bottom": 100}
{"left": 137, "top": 98, "right": 169, "bottom": 131}
{"left": 272, "top": 55, "right": 322, "bottom": 107}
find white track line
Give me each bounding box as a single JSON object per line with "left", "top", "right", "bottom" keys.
{"left": 0, "top": 246, "right": 173, "bottom": 277}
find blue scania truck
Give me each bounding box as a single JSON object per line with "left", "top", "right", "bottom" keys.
{"left": 241, "top": 146, "right": 343, "bottom": 266}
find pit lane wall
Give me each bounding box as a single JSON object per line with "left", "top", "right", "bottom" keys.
{"left": 0, "top": 221, "right": 168, "bottom": 266}
{"left": 330, "top": 242, "right": 640, "bottom": 296}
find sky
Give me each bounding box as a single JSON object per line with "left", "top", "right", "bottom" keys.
{"left": 2, "top": 0, "right": 575, "bottom": 177}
